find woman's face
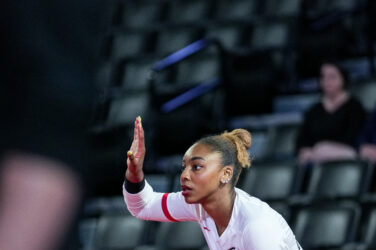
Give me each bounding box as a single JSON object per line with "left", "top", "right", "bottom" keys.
{"left": 180, "top": 143, "right": 226, "bottom": 204}
{"left": 320, "top": 64, "right": 345, "bottom": 97}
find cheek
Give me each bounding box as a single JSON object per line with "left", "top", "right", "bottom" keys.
{"left": 194, "top": 170, "right": 220, "bottom": 187}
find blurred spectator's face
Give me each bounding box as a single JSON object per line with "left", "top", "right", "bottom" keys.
{"left": 320, "top": 64, "right": 345, "bottom": 97}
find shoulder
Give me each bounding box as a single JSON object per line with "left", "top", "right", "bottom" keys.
{"left": 235, "top": 189, "right": 296, "bottom": 249}
{"left": 344, "top": 96, "right": 363, "bottom": 108}
{"left": 235, "top": 189, "right": 283, "bottom": 226}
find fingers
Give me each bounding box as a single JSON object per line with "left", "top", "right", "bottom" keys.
{"left": 128, "top": 116, "right": 144, "bottom": 161}
{"left": 137, "top": 117, "right": 145, "bottom": 154}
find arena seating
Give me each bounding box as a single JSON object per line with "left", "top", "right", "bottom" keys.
{"left": 82, "top": 0, "right": 376, "bottom": 249}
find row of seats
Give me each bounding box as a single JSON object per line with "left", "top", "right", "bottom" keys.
{"left": 141, "top": 160, "right": 376, "bottom": 203}
{"left": 113, "top": 0, "right": 360, "bottom": 29}
{"left": 83, "top": 159, "right": 376, "bottom": 217}
{"left": 109, "top": 20, "right": 292, "bottom": 60}
{"left": 80, "top": 201, "right": 376, "bottom": 250}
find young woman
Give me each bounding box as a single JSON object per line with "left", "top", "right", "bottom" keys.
{"left": 124, "top": 117, "right": 302, "bottom": 250}
{"left": 296, "top": 61, "right": 366, "bottom": 165}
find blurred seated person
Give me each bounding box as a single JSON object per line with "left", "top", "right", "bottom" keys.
{"left": 358, "top": 107, "right": 376, "bottom": 163}
{"left": 296, "top": 60, "right": 366, "bottom": 165}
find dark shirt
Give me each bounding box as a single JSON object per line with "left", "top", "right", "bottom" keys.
{"left": 296, "top": 97, "right": 366, "bottom": 151}
{"left": 358, "top": 109, "right": 376, "bottom": 145}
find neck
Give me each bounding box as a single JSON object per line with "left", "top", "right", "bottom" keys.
{"left": 201, "top": 188, "right": 236, "bottom": 236}
{"left": 323, "top": 91, "right": 348, "bottom": 112}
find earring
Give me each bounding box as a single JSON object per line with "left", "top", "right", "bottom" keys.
{"left": 221, "top": 179, "right": 230, "bottom": 184}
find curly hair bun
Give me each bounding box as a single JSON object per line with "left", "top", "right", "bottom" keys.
{"left": 221, "top": 129, "right": 252, "bottom": 168}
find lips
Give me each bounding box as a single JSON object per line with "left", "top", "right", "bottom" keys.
{"left": 181, "top": 185, "right": 192, "bottom": 196}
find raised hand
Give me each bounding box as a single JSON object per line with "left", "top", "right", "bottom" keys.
{"left": 126, "top": 116, "right": 145, "bottom": 183}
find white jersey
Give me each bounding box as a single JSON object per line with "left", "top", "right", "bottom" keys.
{"left": 123, "top": 180, "right": 302, "bottom": 250}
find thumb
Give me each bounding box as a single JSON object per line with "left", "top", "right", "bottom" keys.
{"left": 127, "top": 150, "right": 135, "bottom": 162}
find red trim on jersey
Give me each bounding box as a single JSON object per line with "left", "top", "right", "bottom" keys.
{"left": 162, "top": 193, "right": 179, "bottom": 222}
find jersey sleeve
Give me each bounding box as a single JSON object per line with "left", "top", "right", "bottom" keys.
{"left": 123, "top": 180, "right": 198, "bottom": 222}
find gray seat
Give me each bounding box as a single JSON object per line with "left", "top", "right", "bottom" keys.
{"left": 205, "top": 24, "right": 247, "bottom": 50}
{"left": 214, "top": 0, "right": 257, "bottom": 20}
{"left": 350, "top": 80, "right": 376, "bottom": 113}
{"left": 94, "top": 214, "right": 146, "bottom": 250}
{"left": 293, "top": 203, "right": 360, "bottom": 249}
{"left": 120, "top": 58, "right": 158, "bottom": 92}
{"left": 167, "top": 0, "right": 209, "bottom": 24}
{"left": 362, "top": 208, "right": 376, "bottom": 248}
{"left": 120, "top": 1, "right": 163, "bottom": 28}
{"left": 307, "top": 160, "right": 370, "bottom": 201}
{"left": 264, "top": 0, "right": 302, "bottom": 17}
{"left": 112, "top": 32, "right": 147, "bottom": 59}
{"left": 134, "top": 221, "right": 206, "bottom": 250}
{"left": 239, "top": 162, "right": 300, "bottom": 202}
{"left": 269, "top": 124, "right": 300, "bottom": 159}
{"left": 155, "top": 221, "right": 206, "bottom": 250}
{"left": 107, "top": 93, "right": 149, "bottom": 127}
{"left": 251, "top": 22, "right": 289, "bottom": 49}
{"left": 154, "top": 28, "right": 201, "bottom": 56}
{"left": 176, "top": 52, "right": 220, "bottom": 85}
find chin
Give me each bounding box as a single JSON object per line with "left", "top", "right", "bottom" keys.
{"left": 184, "top": 196, "right": 199, "bottom": 204}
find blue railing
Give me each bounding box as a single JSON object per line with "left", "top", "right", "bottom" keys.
{"left": 151, "top": 38, "right": 222, "bottom": 113}
{"left": 160, "top": 77, "right": 221, "bottom": 113}
{"left": 152, "top": 38, "right": 212, "bottom": 72}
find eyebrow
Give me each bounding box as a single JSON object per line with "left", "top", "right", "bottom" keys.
{"left": 183, "top": 156, "right": 205, "bottom": 164}
{"left": 190, "top": 156, "right": 205, "bottom": 161}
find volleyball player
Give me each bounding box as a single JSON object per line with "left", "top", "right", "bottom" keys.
{"left": 123, "top": 117, "right": 302, "bottom": 250}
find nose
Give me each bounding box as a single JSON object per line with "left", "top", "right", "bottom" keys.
{"left": 180, "top": 167, "right": 190, "bottom": 183}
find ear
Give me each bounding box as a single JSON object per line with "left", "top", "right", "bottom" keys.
{"left": 221, "top": 165, "right": 233, "bottom": 183}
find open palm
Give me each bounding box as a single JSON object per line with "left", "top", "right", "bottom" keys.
{"left": 126, "top": 116, "right": 145, "bottom": 182}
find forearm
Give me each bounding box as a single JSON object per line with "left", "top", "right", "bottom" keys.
{"left": 123, "top": 180, "right": 172, "bottom": 221}
{"left": 123, "top": 180, "right": 197, "bottom": 222}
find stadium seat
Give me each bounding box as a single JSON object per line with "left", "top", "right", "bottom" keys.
{"left": 350, "top": 80, "right": 376, "bottom": 113}
{"left": 154, "top": 27, "right": 202, "bottom": 56}
{"left": 263, "top": 0, "right": 302, "bottom": 17}
{"left": 361, "top": 208, "right": 376, "bottom": 249}
{"left": 268, "top": 124, "right": 300, "bottom": 159}
{"left": 205, "top": 23, "right": 249, "bottom": 50}
{"left": 107, "top": 94, "right": 149, "bottom": 127}
{"left": 239, "top": 162, "right": 301, "bottom": 202}
{"left": 120, "top": 1, "right": 164, "bottom": 28}
{"left": 214, "top": 0, "right": 258, "bottom": 21}
{"left": 119, "top": 58, "right": 159, "bottom": 91}
{"left": 134, "top": 221, "right": 206, "bottom": 250}
{"left": 154, "top": 221, "right": 206, "bottom": 249}
{"left": 250, "top": 22, "right": 290, "bottom": 49}
{"left": 112, "top": 32, "right": 148, "bottom": 59}
{"left": 176, "top": 52, "right": 220, "bottom": 85}
{"left": 166, "top": 0, "right": 210, "bottom": 24}
{"left": 306, "top": 160, "right": 370, "bottom": 201}
{"left": 292, "top": 202, "right": 361, "bottom": 249}
{"left": 93, "top": 214, "right": 146, "bottom": 250}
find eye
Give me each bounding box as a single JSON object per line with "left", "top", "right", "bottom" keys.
{"left": 192, "top": 165, "right": 202, "bottom": 171}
